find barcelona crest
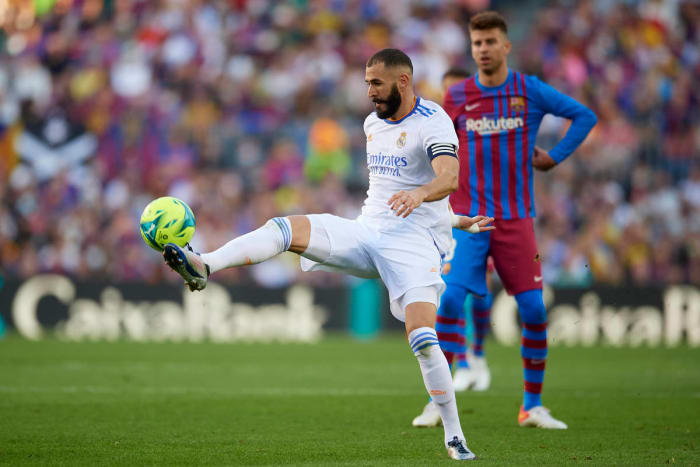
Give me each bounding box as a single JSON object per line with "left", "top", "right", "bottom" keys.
{"left": 510, "top": 96, "right": 525, "bottom": 112}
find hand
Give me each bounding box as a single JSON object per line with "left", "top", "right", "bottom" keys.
{"left": 532, "top": 146, "right": 556, "bottom": 171}
{"left": 454, "top": 215, "right": 495, "bottom": 233}
{"left": 388, "top": 188, "right": 426, "bottom": 218}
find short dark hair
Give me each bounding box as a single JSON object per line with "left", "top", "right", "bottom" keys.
{"left": 469, "top": 11, "right": 508, "bottom": 34}
{"left": 442, "top": 67, "right": 471, "bottom": 80}
{"left": 366, "top": 48, "right": 413, "bottom": 73}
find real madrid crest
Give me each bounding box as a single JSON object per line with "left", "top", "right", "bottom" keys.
{"left": 396, "top": 131, "right": 407, "bottom": 148}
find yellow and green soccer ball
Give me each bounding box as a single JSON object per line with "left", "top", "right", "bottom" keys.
{"left": 139, "top": 196, "right": 196, "bottom": 251}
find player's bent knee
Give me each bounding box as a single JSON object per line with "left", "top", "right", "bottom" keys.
{"left": 287, "top": 215, "right": 311, "bottom": 254}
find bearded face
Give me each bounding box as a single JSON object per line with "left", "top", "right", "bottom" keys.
{"left": 372, "top": 83, "right": 402, "bottom": 119}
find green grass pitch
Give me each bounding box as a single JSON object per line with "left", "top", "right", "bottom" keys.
{"left": 1, "top": 335, "right": 698, "bottom": 465}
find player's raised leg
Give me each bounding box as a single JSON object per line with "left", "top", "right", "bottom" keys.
{"left": 405, "top": 296, "right": 475, "bottom": 460}
{"left": 163, "top": 216, "right": 312, "bottom": 290}
{"left": 515, "top": 289, "right": 567, "bottom": 429}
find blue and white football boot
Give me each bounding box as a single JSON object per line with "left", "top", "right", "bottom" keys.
{"left": 446, "top": 436, "right": 477, "bottom": 460}
{"left": 163, "top": 243, "right": 209, "bottom": 291}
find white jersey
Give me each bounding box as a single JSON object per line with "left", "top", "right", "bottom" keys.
{"left": 360, "top": 96, "right": 459, "bottom": 255}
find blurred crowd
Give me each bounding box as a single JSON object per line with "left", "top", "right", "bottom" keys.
{"left": 523, "top": 0, "right": 700, "bottom": 286}
{"left": 0, "top": 0, "right": 698, "bottom": 288}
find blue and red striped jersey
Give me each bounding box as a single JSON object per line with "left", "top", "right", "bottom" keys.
{"left": 444, "top": 70, "right": 597, "bottom": 219}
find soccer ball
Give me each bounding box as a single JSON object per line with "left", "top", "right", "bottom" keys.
{"left": 139, "top": 196, "right": 196, "bottom": 251}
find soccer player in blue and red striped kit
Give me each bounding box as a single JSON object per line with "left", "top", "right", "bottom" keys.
{"left": 413, "top": 10, "right": 597, "bottom": 429}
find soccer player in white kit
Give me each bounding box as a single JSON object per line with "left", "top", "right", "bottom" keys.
{"left": 163, "top": 48, "right": 494, "bottom": 461}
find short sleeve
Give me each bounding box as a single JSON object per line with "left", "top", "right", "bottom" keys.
{"left": 420, "top": 106, "right": 459, "bottom": 160}
{"left": 363, "top": 114, "right": 373, "bottom": 136}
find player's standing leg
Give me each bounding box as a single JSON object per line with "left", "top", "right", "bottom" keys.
{"left": 471, "top": 293, "right": 492, "bottom": 359}
{"left": 490, "top": 218, "right": 567, "bottom": 429}
{"left": 412, "top": 229, "right": 490, "bottom": 426}
{"left": 451, "top": 297, "right": 470, "bottom": 389}
{"left": 469, "top": 292, "right": 492, "bottom": 391}
{"left": 439, "top": 285, "right": 474, "bottom": 392}
{"left": 443, "top": 228, "right": 491, "bottom": 392}
{"left": 405, "top": 299, "right": 475, "bottom": 460}
{"left": 514, "top": 289, "right": 566, "bottom": 428}
{"left": 436, "top": 285, "right": 470, "bottom": 370}
{"left": 412, "top": 283, "right": 470, "bottom": 427}
{"left": 454, "top": 311, "right": 469, "bottom": 371}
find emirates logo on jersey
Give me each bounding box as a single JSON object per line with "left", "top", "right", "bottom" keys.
{"left": 396, "top": 131, "right": 407, "bottom": 148}
{"left": 466, "top": 116, "right": 524, "bottom": 135}
{"left": 367, "top": 152, "right": 408, "bottom": 177}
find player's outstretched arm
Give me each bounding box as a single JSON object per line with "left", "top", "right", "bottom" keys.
{"left": 452, "top": 214, "right": 495, "bottom": 233}
{"left": 388, "top": 155, "right": 458, "bottom": 218}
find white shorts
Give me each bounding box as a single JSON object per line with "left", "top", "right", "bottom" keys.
{"left": 300, "top": 214, "right": 445, "bottom": 321}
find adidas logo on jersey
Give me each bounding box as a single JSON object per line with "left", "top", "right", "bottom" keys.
{"left": 466, "top": 116, "right": 524, "bottom": 135}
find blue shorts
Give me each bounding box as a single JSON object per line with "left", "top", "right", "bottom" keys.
{"left": 442, "top": 218, "right": 542, "bottom": 296}
{"left": 442, "top": 227, "right": 490, "bottom": 297}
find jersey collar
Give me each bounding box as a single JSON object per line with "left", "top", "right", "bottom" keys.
{"left": 474, "top": 69, "right": 513, "bottom": 92}
{"left": 384, "top": 96, "right": 420, "bottom": 125}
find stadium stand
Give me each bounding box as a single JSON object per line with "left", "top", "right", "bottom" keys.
{"left": 0, "top": 0, "right": 697, "bottom": 287}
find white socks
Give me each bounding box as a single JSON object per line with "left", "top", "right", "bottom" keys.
{"left": 409, "top": 327, "right": 465, "bottom": 446}
{"left": 201, "top": 217, "right": 292, "bottom": 274}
